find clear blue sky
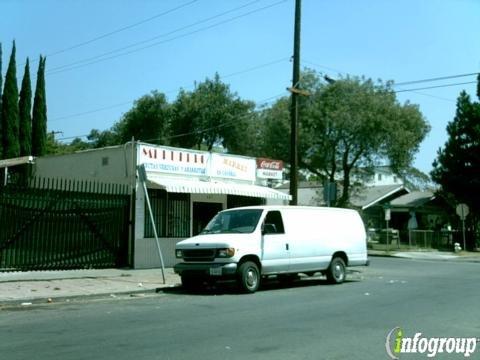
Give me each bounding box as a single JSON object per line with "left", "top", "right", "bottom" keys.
{"left": 1, "top": 0, "right": 479, "bottom": 173}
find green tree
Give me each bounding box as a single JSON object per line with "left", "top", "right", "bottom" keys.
{"left": 170, "top": 74, "right": 255, "bottom": 152}
{"left": 0, "top": 43, "right": 3, "bottom": 158}
{"left": 19, "top": 58, "right": 32, "bottom": 156}
{"left": 113, "top": 91, "right": 170, "bottom": 144}
{"left": 32, "top": 56, "right": 47, "bottom": 156}
{"left": 86, "top": 129, "right": 119, "bottom": 148}
{"left": 431, "top": 83, "right": 480, "bottom": 215}
{"left": 262, "top": 71, "right": 430, "bottom": 207}
{"left": 1, "top": 41, "right": 20, "bottom": 159}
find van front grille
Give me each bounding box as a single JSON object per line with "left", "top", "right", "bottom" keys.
{"left": 183, "top": 249, "right": 216, "bottom": 262}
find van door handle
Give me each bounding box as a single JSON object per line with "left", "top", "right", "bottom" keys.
{"left": 286, "top": 243, "right": 289, "bottom": 250}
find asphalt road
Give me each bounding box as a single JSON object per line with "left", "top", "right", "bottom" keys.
{"left": 1, "top": 257, "right": 479, "bottom": 360}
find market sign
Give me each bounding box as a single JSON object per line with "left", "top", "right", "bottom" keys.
{"left": 210, "top": 153, "right": 256, "bottom": 182}
{"left": 256, "top": 158, "right": 284, "bottom": 180}
{"left": 138, "top": 145, "right": 208, "bottom": 176}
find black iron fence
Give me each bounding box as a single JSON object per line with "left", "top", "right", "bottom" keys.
{"left": 0, "top": 177, "right": 131, "bottom": 271}
{"left": 367, "top": 228, "right": 471, "bottom": 251}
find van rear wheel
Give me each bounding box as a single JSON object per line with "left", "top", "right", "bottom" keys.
{"left": 237, "top": 261, "right": 260, "bottom": 293}
{"left": 326, "top": 257, "right": 346, "bottom": 284}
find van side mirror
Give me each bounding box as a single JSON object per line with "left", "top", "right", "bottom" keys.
{"left": 262, "top": 223, "right": 277, "bottom": 235}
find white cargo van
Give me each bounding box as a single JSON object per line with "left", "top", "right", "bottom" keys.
{"left": 174, "top": 206, "right": 368, "bottom": 293}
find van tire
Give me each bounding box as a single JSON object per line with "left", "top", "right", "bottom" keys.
{"left": 237, "top": 261, "right": 260, "bottom": 293}
{"left": 326, "top": 257, "right": 346, "bottom": 284}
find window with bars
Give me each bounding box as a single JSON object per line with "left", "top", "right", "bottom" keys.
{"left": 167, "top": 193, "right": 190, "bottom": 237}
{"left": 144, "top": 189, "right": 167, "bottom": 238}
{"left": 144, "top": 190, "right": 190, "bottom": 238}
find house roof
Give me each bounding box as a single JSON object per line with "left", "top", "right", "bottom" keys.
{"left": 275, "top": 181, "right": 408, "bottom": 210}
{"left": 350, "top": 184, "right": 408, "bottom": 210}
{"left": 390, "top": 191, "right": 435, "bottom": 208}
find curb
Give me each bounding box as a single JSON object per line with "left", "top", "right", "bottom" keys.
{"left": 0, "top": 284, "right": 181, "bottom": 309}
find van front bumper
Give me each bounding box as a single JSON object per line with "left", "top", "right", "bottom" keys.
{"left": 174, "top": 262, "right": 238, "bottom": 277}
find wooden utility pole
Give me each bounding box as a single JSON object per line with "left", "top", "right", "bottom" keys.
{"left": 289, "top": 0, "right": 301, "bottom": 205}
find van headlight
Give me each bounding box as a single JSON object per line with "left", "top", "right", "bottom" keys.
{"left": 216, "top": 248, "right": 235, "bottom": 258}
{"left": 175, "top": 249, "right": 183, "bottom": 258}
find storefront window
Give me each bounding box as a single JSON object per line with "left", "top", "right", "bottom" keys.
{"left": 145, "top": 190, "right": 190, "bottom": 238}
{"left": 167, "top": 193, "right": 190, "bottom": 237}
{"left": 144, "top": 189, "right": 167, "bottom": 238}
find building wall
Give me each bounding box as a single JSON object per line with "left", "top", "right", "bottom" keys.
{"left": 134, "top": 237, "right": 183, "bottom": 268}
{"left": 33, "top": 144, "right": 136, "bottom": 186}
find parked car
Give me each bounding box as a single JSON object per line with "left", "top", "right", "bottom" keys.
{"left": 174, "top": 205, "right": 369, "bottom": 293}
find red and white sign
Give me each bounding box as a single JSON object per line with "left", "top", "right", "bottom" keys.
{"left": 256, "top": 158, "right": 284, "bottom": 180}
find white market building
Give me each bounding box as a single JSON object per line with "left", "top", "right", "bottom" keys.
{"left": 32, "top": 142, "right": 290, "bottom": 268}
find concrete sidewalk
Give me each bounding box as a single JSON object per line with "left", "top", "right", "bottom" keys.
{"left": 0, "top": 268, "right": 180, "bottom": 307}
{"left": 368, "top": 249, "right": 480, "bottom": 262}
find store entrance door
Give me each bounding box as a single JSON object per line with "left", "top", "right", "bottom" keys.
{"left": 193, "top": 202, "right": 223, "bottom": 236}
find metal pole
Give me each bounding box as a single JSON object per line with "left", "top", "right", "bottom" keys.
{"left": 143, "top": 181, "right": 166, "bottom": 283}
{"left": 289, "top": 0, "right": 301, "bottom": 205}
{"left": 462, "top": 219, "right": 466, "bottom": 251}
{"left": 386, "top": 220, "right": 390, "bottom": 252}
{"left": 138, "top": 165, "right": 166, "bottom": 284}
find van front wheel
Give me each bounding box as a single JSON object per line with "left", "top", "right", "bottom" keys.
{"left": 237, "top": 261, "right": 260, "bottom": 293}
{"left": 326, "top": 257, "right": 346, "bottom": 284}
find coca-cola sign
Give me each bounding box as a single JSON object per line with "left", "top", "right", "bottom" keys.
{"left": 257, "top": 158, "right": 283, "bottom": 171}
{"left": 256, "top": 158, "right": 284, "bottom": 180}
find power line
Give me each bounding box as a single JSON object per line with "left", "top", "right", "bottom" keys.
{"left": 394, "top": 72, "right": 480, "bottom": 87}
{"left": 38, "top": 1, "right": 200, "bottom": 62}
{"left": 49, "top": 100, "right": 134, "bottom": 122}
{"left": 55, "top": 92, "right": 287, "bottom": 142}
{"left": 46, "top": 0, "right": 286, "bottom": 76}
{"left": 49, "top": 57, "right": 290, "bottom": 122}
{"left": 303, "top": 57, "right": 478, "bottom": 90}
{"left": 395, "top": 81, "right": 477, "bottom": 93}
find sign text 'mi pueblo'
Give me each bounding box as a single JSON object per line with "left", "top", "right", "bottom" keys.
{"left": 142, "top": 147, "right": 205, "bottom": 164}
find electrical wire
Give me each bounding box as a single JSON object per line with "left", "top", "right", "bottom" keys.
{"left": 46, "top": 0, "right": 200, "bottom": 58}
{"left": 55, "top": 92, "right": 288, "bottom": 142}
{"left": 394, "top": 81, "right": 477, "bottom": 93}
{"left": 394, "top": 73, "right": 480, "bottom": 87}
{"left": 49, "top": 56, "right": 290, "bottom": 122}
{"left": 46, "top": 0, "right": 287, "bottom": 76}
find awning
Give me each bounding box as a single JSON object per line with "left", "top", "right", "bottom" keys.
{"left": 146, "top": 176, "right": 291, "bottom": 201}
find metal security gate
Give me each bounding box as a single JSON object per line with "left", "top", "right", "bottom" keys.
{"left": 0, "top": 177, "right": 131, "bottom": 271}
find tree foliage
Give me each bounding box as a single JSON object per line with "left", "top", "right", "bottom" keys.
{"left": 1, "top": 41, "right": 20, "bottom": 159}
{"left": 19, "top": 58, "right": 32, "bottom": 156}
{"left": 114, "top": 91, "right": 170, "bottom": 144}
{"left": 431, "top": 79, "right": 480, "bottom": 215}
{"left": 170, "top": 74, "right": 255, "bottom": 152}
{"left": 32, "top": 56, "right": 47, "bottom": 157}
{"left": 261, "top": 71, "right": 430, "bottom": 207}
{"left": 0, "top": 43, "right": 3, "bottom": 158}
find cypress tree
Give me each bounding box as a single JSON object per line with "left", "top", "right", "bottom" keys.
{"left": 19, "top": 58, "right": 32, "bottom": 156}
{"left": 32, "top": 56, "right": 47, "bottom": 156}
{"left": 1, "top": 41, "right": 20, "bottom": 159}
{"left": 0, "top": 43, "right": 3, "bottom": 158}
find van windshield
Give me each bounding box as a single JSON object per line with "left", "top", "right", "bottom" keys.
{"left": 201, "top": 209, "right": 263, "bottom": 234}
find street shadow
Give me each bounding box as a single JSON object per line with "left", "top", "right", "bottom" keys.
{"left": 160, "top": 274, "right": 359, "bottom": 296}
